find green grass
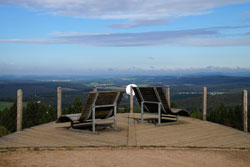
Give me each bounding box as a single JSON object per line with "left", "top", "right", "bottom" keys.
{"left": 0, "top": 102, "right": 13, "bottom": 111}
{"left": 0, "top": 102, "right": 29, "bottom": 112}
{"left": 0, "top": 148, "right": 16, "bottom": 153}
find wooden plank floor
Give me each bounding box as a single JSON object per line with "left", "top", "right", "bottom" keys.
{"left": 0, "top": 114, "right": 129, "bottom": 148}
{"left": 134, "top": 114, "right": 250, "bottom": 148}
{"left": 0, "top": 113, "right": 250, "bottom": 149}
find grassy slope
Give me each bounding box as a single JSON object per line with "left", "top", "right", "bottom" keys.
{"left": 0, "top": 102, "right": 13, "bottom": 111}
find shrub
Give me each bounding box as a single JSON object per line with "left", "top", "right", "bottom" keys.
{"left": 190, "top": 108, "right": 202, "bottom": 120}
{"left": 63, "top": 96, "right": 83, "bottom": 114}
{"left": 0, "top": 102, "right": 17, "bottom": 133}
{"left": 170, "top": 102, "right": 178, "bottom": 108}
{"left": 207, "top": 103, "right": 244, "bottom": 131}
{"left": 22, "top": 101, "right": 56, "bottom": 129}
{"left": 0, "top": 125, "right": 10, "bottom": 137}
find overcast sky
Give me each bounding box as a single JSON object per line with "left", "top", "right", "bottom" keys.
{"left": 1, "top": 0, "right": 250, "bottom": 75}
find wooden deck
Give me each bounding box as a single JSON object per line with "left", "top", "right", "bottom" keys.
{"left": 0, "top": 113, "right": 250, "bottom": 149}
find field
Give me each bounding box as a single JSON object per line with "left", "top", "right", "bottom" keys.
{"left": 0, "top": 102, "right": 13, "bottom": 111}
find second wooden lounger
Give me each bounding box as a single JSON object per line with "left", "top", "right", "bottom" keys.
{"left": 132, "top": 86, "right": 189, "bottom": 125}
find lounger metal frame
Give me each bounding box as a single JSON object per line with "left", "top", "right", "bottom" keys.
{"left": 58, "top": 91, "right": 123, "bottom": 133}
{"left": 91, "top": 92, "right": 120, "bottom": 133}
{"left": 135, "top": 87, "right": 178, "bottom": 125}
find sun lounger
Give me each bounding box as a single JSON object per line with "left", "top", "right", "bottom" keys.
{"left": 132, "top": 86, "right": 189, "bottom": 124}
{"left": 57, "top": 91, "right": 124, "bottom": 132}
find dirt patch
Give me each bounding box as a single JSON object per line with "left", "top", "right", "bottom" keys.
{"left": 0, "top": 148, "right": 250, "bottom": 167}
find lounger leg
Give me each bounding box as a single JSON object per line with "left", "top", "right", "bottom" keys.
{"left": 114, "top": 105, "right": 117, "bottom": 129}
{"left": 140, "top": 102, "right": 144, "bottom": 124}
{"left": 176, "top": 115, "right": 179, "bottom": 122}
{"left": 92, "top": 108, "right": 95, "bottom": 133}
{"left": 158, "top": 103, "right": 161, "bottom": 125}
{"left": 70, "top": 121, "right": 74, "bottom": 128}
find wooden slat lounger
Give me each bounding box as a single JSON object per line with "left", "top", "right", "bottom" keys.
{"left": 57, "top": 91, "right": 124, "bottom": 133}
{"left": 132, "top": 86, "right": 189, "bottom": 125}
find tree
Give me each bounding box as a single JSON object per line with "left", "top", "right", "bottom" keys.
{"left": 41, "top": 105, "right": 57, "bottom": 123}
{"left": 73, "top": 96, "right": 83, "bottom": 113}
{"left": 207, "top": 103, "right": 228, "bottom": 124}
{"left": 228, "top": 105, "right": 242, "bottom": 130}
{"left": 23, "top": 101, "right": 55, "bottom": 129}
{"left": 0, "top": 102, "right": 17, "bottom": 133}
{"left": 207, "top": 103, "right": 245, "bottom": 132}
{"left": 63, "top": 97, "right": 83, "bottom": 114}
{"left": 190, "top": 108, "right": 202, "bottom": 120}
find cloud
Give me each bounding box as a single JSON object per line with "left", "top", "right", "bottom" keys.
{"left": 1, "top": 0, "right": 250, "bottom": 28}
{"left": 179, "top": 38, "right": 250, "bottom": 47}
{"left": 1, "top": 63, "right": 250, "bottom": 76}
{"left": 1, "top": 26, "right": 250, "bottom": 47}
{"left": 109, "top": 18, "right": 172, "bottom": 29}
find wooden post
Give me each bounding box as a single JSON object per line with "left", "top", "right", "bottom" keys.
{"left": 166, "top": 86, "right": 171, "bottom": 107}
{"left": 17, "top": 89, "right": 23, "bottom": 131}
{"left": 57, "top": 87, "right": 62, "bottom": 119}
{"left": 130, "top": 86, "right": 133, "bottom": 113}
{"left": 203, "top": 87, "right": 207, "bottom": 121}
{"left": 243, "top": 90, "right": 248, "bottom": 133}
{"left": 93, "top": 86, "right": 97, "bottom": 92}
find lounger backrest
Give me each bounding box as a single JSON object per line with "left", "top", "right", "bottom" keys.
{"left": 95, "top": 92, "right": 119, "bottom": 105}
{"left": 80, "top": 92, "right": 98, "bottom": 121}
{"left": 133, "top": 87, "right": 148, "bottom": 112}
{"left": 140, "top": 87, "right": 159, "bottom": 102}
{"left": 133, "top": 87, "right": 167, "bottom": 114}
{"left": 80, "top": 91, "right": 124, "bottom": 121}
{"left": 117, "top": 91, "right": 124, "bottom": 109}
{"left": 156, "top": 87, "right": 190, "bottom": 116}
{"left": 133, "top": 86, "right": 189, "bottom": 116}
{"left": 156, "top": 87, "right": 172, "bottom": 114}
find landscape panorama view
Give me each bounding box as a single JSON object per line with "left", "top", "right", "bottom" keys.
{"left": 0, "top": 1, "right": 250, "bottom": 167}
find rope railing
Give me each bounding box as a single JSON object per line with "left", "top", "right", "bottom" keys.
{"left": 0, "top": 89, "right": 58, "bottom": 137}
{"left": 0, "top": 86, "right": 248, "bottom": 138}
{"left": 167, "top": 86, "right": 249, "bottom": 133}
